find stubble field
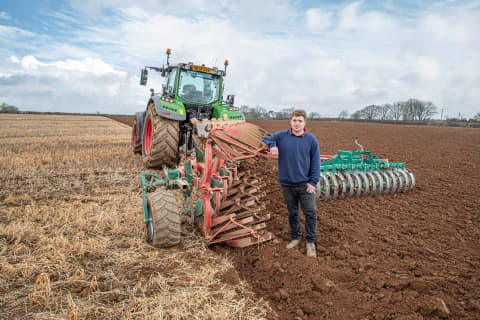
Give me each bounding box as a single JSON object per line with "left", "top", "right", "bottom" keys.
{"left": 0, "top": 114, "right": 269, "bottom": 319}
{"left": 1, "top": 114, "right": 479, "bottom": 319}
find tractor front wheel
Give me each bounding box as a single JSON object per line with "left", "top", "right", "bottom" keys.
{"left": 146, "top": 190, "right": 182, "bottom": 248}
{"left": 142, "top": 103, "right": 179, "bottom": 168}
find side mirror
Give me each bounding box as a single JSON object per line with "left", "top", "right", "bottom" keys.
{"left": 140, "top": 68, "right": 148, "bottom": 86}
{"left": 226, "top": 94, "right": 235, "bottom": 106}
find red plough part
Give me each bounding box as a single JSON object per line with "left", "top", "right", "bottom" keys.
{"left": 191, "top": 120, "right": 273, "bottom": 247}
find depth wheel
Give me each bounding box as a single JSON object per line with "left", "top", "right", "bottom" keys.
{"left": 142, "top": 103, "right": 179, "bottom": 168}
{"left": 146, "top": 190, "right": 182, "bottom": 248}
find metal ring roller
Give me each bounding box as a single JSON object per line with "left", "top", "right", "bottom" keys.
{"left": 386, "top": 170, "right": 397, "bottom": 194}
{"left": 372, "top": 171, "right": 384, "bottom": 194}
{"left": 380, "top": 171, "right": 391, "bottom": 194}
{"left": 397, "top": 169, "right": 410, "bottom": 193}
{"left": 392, "top": 170, "right": 404, "bottom": 193}
{"left": 335, "top": 172, "right": 347, "bottom": 200}
{"left": 357, "top": 172, "right": 369, "bottom": 196}
{"left": 328, "top": 172, "right": 339, "bottom": 200}
{"left": 365, "top": 172, "right": 377, "bottom": 195}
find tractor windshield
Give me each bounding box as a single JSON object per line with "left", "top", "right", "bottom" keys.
{"left": 178, "top": 70, "right": 220, "bottom": 105}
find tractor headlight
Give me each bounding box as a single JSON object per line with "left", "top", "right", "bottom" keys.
{"left": 227, "top": 107, "right": 239, "bottom": 111}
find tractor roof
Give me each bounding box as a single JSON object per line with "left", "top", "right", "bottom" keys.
{"left": 173, "top": 63, "right": 226, "bottom": 76}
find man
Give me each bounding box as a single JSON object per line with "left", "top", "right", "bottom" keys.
{"left": 262, "top": 110, "right": 320, "bottom": 257}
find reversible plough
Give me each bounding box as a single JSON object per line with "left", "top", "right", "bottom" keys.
{"left": 141, "top": 120, "right": 273, "bottom": 248}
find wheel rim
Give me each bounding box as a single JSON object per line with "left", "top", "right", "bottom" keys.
{"left": 144, "top": 118, "right": 152, "bottom": 155}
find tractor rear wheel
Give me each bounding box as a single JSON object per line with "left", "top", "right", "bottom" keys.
{"left": 131, "top": 118, "right": 141, "bottom": 154}
{"left": 142, "top": 103, "right": 179, "bottom": 168}
{"left": 146, "top": 190, "right": 182, "bottom": 248}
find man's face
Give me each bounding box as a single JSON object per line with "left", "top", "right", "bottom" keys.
{"left": 290, "top": 116, "right": 306, "bottom": 135}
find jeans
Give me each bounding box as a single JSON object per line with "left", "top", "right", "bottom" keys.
{"left": 281, "top": 184, "right": 317, "bottom": 243}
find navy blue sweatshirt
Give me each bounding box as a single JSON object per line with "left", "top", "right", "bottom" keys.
{"left": 262, "top": 129, "right": 320, "bottom": 187}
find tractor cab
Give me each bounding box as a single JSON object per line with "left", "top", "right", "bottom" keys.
{"left": 162, "top": 63, "right": 225, "bottom": 106}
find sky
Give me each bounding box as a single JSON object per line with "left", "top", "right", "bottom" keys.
{"left": 0, "top": 0, "right": 479, "bottom": 118}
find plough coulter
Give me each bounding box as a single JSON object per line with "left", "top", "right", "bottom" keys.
{"left": 316, "top": 138, "right": 415, "bottom": 200}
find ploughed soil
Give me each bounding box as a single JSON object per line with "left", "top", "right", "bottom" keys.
{"left": 110, "top": 116, "right": 480, "bottom": 319}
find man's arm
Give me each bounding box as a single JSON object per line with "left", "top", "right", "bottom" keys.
{"left": 307, "top": 138, "right": 321, "bottom": 189}
{"left": 261, "top": 130, "right": 287, "bottom": 156}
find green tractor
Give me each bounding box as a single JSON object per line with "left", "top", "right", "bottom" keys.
{"left": 131, "top": 48, "right": 245, "bottom": 168}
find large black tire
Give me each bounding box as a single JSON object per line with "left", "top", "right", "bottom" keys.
{"left": 146, "top": 190, "right": 182, "bottom": 248}
{"left": 142, "top": 103, "right": 179, "bottom": 168}
{"left": 131, "top": 117, "right": 142, "bottom": 154}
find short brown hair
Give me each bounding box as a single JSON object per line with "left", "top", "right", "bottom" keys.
{"left": 290, "top": 109, "right": 307, "bottom": 120}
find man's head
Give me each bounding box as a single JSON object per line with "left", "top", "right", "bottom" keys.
{"left": 290, "top": 109, "right": 307, "bottom": 136}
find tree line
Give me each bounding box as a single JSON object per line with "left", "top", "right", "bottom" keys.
{"left": 239, "top": 98, "right": 480, "bottom": 122}
{"left": 240, "top": 105, "right": 321, "bottom": 120}
{"left": 350, "top": 98, "right": 438, "bottom": 121}
{"left": 0, "top": 102, "right": 20, "bottom": 113}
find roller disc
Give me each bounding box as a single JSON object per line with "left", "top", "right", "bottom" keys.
{"left": 319, "top": 173, "right": 330, "bottom": 201}
{"left": 351, "top": 173, "right": 362, "bottom": 198}
{"left": 380, "top": 171, "right": 391, "bottom": 194}
{"left": 357, "top": 172, "right": 370, "bottom": 196}
{"left": 335, "top": 172, "right": 347, "bottom": 200}
{"left": 392, "top": 170, "right": 404, "bottom": 193}
{"left": 407, "top": 170, "right": 416, "bottom": 191}
{"left": 386, "top": 171, "right": 397, "bottom": 194}
{"left": 366, "top": 172, "right": 377, "bottom": 195}
{"left": 398, "top": 169, "right": 410, "bottom": 193}
{"left": 327, "top": 172, "right": 339, "bottom": 200}
{"left": 372, "top": 171, "right": 384, "bottom": 194}
{"left": 343, "top": 173, "right": 354, "bottom": 198}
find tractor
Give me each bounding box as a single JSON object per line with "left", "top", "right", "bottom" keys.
{"left": 131, "top": 49, "right": 273, "bottom": 248}
{"left": 131, "top": 48, "right": 245, "bottom": 167}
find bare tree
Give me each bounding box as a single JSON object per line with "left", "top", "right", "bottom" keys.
{"left": 0, "top": 102, "right": 19, "bottom": 113}
{"left": 379, "top": 104, "right": 391, "bottom": 120}
{"left": 389, "top": 102, "right": 402, "bottom": 120}
{"left": 309, "top": 112, "right": 321, "bottom": 120}
{"left": 422, "top": 101, "right": 437, "bottom": 120}
{"left": 338, "top": 110, "right": 349, "bottom": 119}
{"left": 473, "top": 112, "right": 480, "bottom": 121}
{"left": 351, "top": 110, "right": 363, "bottom": 120}
{"left": 360, "top": 105, "right": 379, "bottom": 120}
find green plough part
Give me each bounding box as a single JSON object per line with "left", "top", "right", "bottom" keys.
{"left": 316, "top": 149, "right": 415, "bottom": 201}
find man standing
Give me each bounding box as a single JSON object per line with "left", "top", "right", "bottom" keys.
{"left": 262, "top": 110, "right": 320, "bottom": 257}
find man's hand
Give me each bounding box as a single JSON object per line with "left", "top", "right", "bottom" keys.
{"left": 269, "top": 146, "right": 279, "bottom": 156}
{"left": 306, "top": 183, "right": 315, "bottom": 194}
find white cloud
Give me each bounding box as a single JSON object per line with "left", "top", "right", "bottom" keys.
{"left": 306, "top": 8, "right": 333, "bottom": 31}
{"left": 0, "top": 56, "right": 138, "bottom": 113}
{"left": 414, "top": 57, "right": 440, "bottom": 81}
{"left": 0, "top": 25, "right": 35, "bottom": 38}
{"left": 0, "top": 11, "right": 10, "bottom": 20}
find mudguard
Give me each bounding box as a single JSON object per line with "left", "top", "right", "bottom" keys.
{"left": 149, "top": 96, "right": 186, "bottom": 121}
